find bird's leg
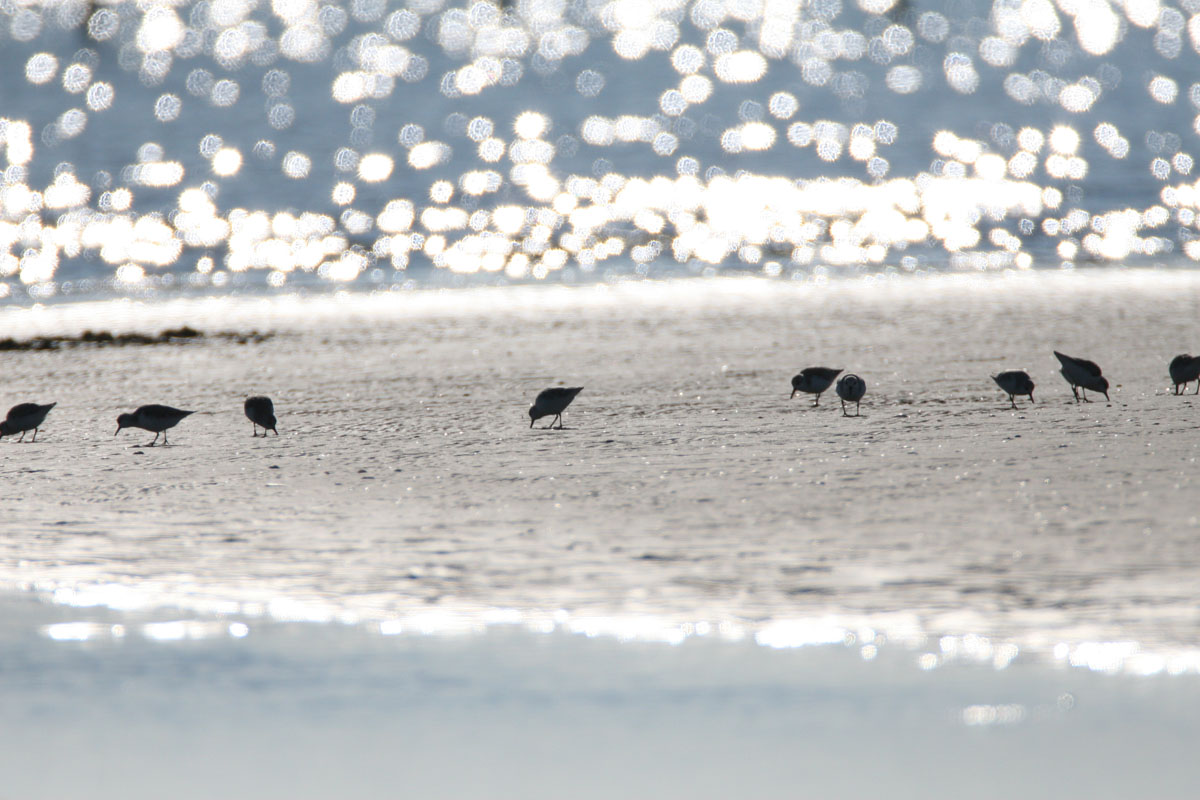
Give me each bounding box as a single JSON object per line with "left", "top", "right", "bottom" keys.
{"left": 1029, "top": 392, "right": 1035, "bottom": 403}
{"left": 1071, "top": 385, "right": 1080, "bottom": 403}
{"left": 162, "top": 431, "right": 170, "bottom": 445}
{"left": 856, "top": 400, "right": 861, "bottom": 417}
{"left": 556, "top": 414, "right": 564, "bottom": 429}
{"left": 841, "top": 399, "right": 849, "bottom": 417}
{"left": 272, "top": 428, "right": 279, "bottom": 435}
{"left": 17, "top": 431, "right": 26, "bottom": 442}
{"left": 1194, "top": 380, "right": 1199, "bottom": 395}
{"left": 1082, "top": 389, "right": 1091, "bottom": 402}
{"left": 1010, "top": 395, "right": 1017, "bottom": 409}
{"left": 251, "top": 423, "right": 258, "bottom": 437}
{"left": 30, "top": 428, "right": 38, "bottom": 442}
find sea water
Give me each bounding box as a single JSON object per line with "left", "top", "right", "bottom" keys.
{"left": 3, "top": 0, "right": 1200, "bottom": 301}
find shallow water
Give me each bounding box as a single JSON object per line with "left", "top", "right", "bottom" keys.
{"left": 4, "top": 271, "right": 1200, "bottom": 671}
{"left": 5, "top": 593, "right": 1200, "bottom": 800}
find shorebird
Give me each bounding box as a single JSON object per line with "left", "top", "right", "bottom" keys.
{"left": 835, "top": 374, "right": 866, "bottom": 417}
{"left": 529, "top": 386, "right": 582, "bottom": 429}
{"left": 992, "top": 370, "right": 1035, "bottom": 409}
{"left": 244, "top": 396, "right": 278, "bottom": 436}
{"left": 0, "top": 402, "right": 56, "bottom": 442}
{"left": 1169, "top": 354, "right": 1200, "bottom": 394}
{"left": 115, "top": 404, "right": 195, "bottom": 446}
{"left": 1053, "top": 351, "right": 1109, "bottom": 402}
{"left": 790, "top": 367, "right": 842, "bottom": 406}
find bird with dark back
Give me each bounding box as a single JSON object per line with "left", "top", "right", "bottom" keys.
{"left": 835, "top": 374, "right": 866, "bottom": 417}
{"left": 0, "top": 402, "right": 56, "bottom": 442}
{"left": 244, "top": 396, "right": 278, "bottom": 436}
{"left": 529, "top": 387, "right": 583, "bottom": 429}
{"left": 115, "top": 405, "right": 195, "bottom": 446}
{"left": 1054, "top": 351, "right": 1110, "bottom": 402}
{"left": 790, "top": 367, "right": 843, "bottom": 406}
{"left": 992, "top": 370, "right": 1035, "bottom": 409}
{"left": 1168, "top": 354, "right": 1200, "bottom": 395}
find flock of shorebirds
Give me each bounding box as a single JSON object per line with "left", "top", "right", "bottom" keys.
{"left": 526, "top": 351, "right": 1200, "bottom": 426}
{"left": 0, "top": 396, "right": 276, "bottom": 445}
{"left": 789, "top": 351, "right": 1200, "bottom": 415}
{"left": 3, "top": 352, "right": 1200, "bottom": 443}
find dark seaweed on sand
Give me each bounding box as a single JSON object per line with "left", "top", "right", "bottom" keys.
{"left": 0, "top": 327, "right": 272, "bottom": 350}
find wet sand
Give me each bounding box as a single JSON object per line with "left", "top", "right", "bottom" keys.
{"left": 2, "top": 271, "right": 1200, "bottom": 664}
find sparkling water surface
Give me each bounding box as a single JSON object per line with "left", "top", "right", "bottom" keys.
{"left": 5, "top": 0, "right": 1200, "bottom": 303}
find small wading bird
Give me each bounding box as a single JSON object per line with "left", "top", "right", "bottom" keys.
{"left": 529, "top": 386, "right": 583, "bottom": 429}
{"left": 835, "top": 374, "right": 866, "bottom": 417}
{"left": 1054, "top": 351, "right": 1109, "bottom": 402}
{"left": 992, "top": 370, "right": 1035, "bottom": 409}
{"left": 0, "top": 402, "right": 56, "bottom": 442}
{"left": 1168, "top": 354, "right": 1200, "bottom": 395}
{"left": 790, "top": 367, "right": 843, "bottom": 406}
{"left": 115, "top": 404, "right": 195, "bottom": 446}
{"left": 244, "top": 396, "right": 278, "bottom": 436}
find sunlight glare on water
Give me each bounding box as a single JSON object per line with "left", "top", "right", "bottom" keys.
{"left": 3, "top": 0, "right": 1200, "bottom": 301}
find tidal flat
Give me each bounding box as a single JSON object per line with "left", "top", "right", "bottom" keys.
{"left": 4, "top": 272, "right": 1200, "bottom": 656}
{"left": 2, "top": 271, "right": 1200, "bottom": 796}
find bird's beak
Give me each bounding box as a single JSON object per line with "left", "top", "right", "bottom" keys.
{"left": 114, "top": 427, "right": 120, "bottom": 436}
{"left": 529, "top": 418, "right": 534, "bottom": 428}
{"left": 789, "top": 390, "right": 796, "bottom": 398}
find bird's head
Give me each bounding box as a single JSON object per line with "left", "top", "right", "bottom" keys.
{"left": 115, "top": 413, "right": 134, "bottom": 435}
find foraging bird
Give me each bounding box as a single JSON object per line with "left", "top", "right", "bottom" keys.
{"left": 1053, "top": 351, "right": 1109, "bottom": 402}
{"left": 529, "top": 386, "right": 583, "bottom": 429}
{"left": 992, "top": 370, "right": 1035, "bottom": 409}
{"left": 790, "top": 367, "right": 842, "bottom": 406}
{"left": 0, "top": 402, "right": 56, "bottom": 442}
{"left": 244, "top": 396, "right": 278, "bottom": 436}
{"left": 835, "top": 374, "right": 866, "bottom": 417}
{"left": 1168, "top": 354, "right": 1200, "bottom": 395}
{"left": 115, "top": 404, "right": 194, "bottom": 446}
